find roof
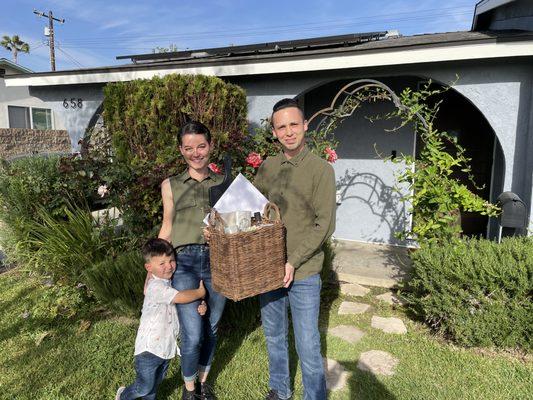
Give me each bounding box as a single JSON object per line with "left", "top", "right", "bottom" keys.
{"left": 0, "top": 58, "right": 33, "bottom": 74}
{"left": 117, "top": 31, "right": 392, "bottom": 63}
{"left": 5, "top": 29, "right": 533, "bottom": 87}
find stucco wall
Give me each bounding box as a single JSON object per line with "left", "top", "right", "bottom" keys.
{"left": 230, "top": 59, "right": 533, "bottom": 242}
{"left": 11, "top": 56, "right": 532, "bottom": 243}
{"left": 488, "top": 0, "right": 533, "bottom": 31}
{"left": 29, "top": 84, "right": 104, "bottom": 150}
{"left": 0, "top": 78, "right": 65, "bottom": 130}
{"left": 0, "top": 128, "right": 71, "bottom": 159}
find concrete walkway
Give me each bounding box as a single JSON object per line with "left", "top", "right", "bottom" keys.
{"left": 332, "top": 239, "right": 412, "bottom": 288}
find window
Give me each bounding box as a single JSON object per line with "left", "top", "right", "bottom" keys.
{"left": 8, "top": 106, "right": 31, "bottom": 128}
{"left": 7, "top": 106, "right": 53, "bottom": 129}
{"left": 32, "top": 108, "right": 53, "bottom": 130}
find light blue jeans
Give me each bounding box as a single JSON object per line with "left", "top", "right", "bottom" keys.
{"left": 120, "top": 352, "right": 170, "bottom": 400}
{"left": 172, "top": 244, "right": 226, "bottom": 382}
{"left": 259, "top": 273, "right": 326, "bottom": 400}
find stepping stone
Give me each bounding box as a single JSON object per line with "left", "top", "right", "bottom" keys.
{"left": 376, "top": 291, "right": 406, "bottom": 306}
{"left": 357, "top": 350, "right": 399, "bottom": 376}
{"left": 329, "top": 325, "right": 365, "bottom": 344}
{"left": 324, "top": 358, "right": 350, "bottom": 391}
{"left": 338, "top": 301, "right": 370, "bottom": 315}
{"left": 340, "top": 283, "right": 370, "bottom": 297}
{"left": 371, "top": 316, "right": 407, "bottom": 334}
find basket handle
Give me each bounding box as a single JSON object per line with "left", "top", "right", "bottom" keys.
{"left": 263, "top": 202, "right": 281, "bottom": 222}
{"left": 208, "top": 209, "right": 225, "bottom": 230}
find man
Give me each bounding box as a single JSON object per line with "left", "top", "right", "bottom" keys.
{"left": 254, "top": 98, "right": 336, "bottom": 400}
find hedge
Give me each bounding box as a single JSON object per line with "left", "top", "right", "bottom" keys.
{"left": 403, "top": 237, "right": 533, "bottom": 349}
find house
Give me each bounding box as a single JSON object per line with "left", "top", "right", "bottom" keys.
{"left": 3, "top": 0, "right": 532, "bottom": 244}
{"left": 0, "top": 58, "right": 70, "bottom": 158}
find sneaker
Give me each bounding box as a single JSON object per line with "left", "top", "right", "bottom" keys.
{"left": 115, "top": 386, "right": 125, "bottom": 400}
{"left": 182, "top": 385, "right": 199, "bottom": 400}
{"left": 264, "top": 389, "right": 280, "bottom": 400}
{"left": 200, "top": 382, "right": 217, "bottom": 399}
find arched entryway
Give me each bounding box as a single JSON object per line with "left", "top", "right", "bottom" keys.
{"left": 297, "top": 76, "right": 504, "bottom": 245}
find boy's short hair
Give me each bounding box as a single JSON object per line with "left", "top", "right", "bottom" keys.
{"left": 142, "top": 238, "right": 174, "bottom": 262}
{"left": 271, "top": 98, "right": 304, "bottom": 125}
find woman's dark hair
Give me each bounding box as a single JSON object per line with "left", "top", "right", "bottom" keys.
{"left": 178, "top": 121, "right": 211, "bottom": 145}
{"left": 142, "top": 238, "right": 174, "bottom": 262}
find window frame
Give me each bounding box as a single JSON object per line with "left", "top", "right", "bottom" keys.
{"left": 7, "top": 105, "right": 54, "bottom": 130}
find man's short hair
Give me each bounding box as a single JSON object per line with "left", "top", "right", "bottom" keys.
{"left": 178, "top": 120, "right": 211, "bottom": 145}
{"left": 271, "top": 98, "right": 304, "bottom": 124}
{"left": 142, "top": 238, "right": 174, "bottom": 262}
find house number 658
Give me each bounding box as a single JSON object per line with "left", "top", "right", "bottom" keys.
{"left": 63, "top": 98, "right": 83, "bottom": 109}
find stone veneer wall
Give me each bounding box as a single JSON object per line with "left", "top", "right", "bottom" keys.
{"left": 0, "top": 128, "right": 71, "bottom": 159}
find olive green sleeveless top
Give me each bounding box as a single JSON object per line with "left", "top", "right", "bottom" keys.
{"left": 169, "top": 170, "right": 222, "bottom": 247}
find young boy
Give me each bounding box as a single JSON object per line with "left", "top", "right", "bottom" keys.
{"left": 116, "top": 238, "right": 207, "bottom": 400}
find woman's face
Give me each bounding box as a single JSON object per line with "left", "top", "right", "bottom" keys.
{"left": 179, "top": 133, "right": 212, "bottom": 171}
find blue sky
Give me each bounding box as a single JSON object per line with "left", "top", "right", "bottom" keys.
{"left": 2, "top": 0, "right": 480, "bottom": 72}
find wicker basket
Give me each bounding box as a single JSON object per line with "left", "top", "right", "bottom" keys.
{"left": 207, "top": 203, "right": 286, "bottom": 301}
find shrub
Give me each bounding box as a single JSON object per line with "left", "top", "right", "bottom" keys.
{"left": 403, "top": 237, "right": 533, "bottom": 349}
{"left": 83, "top": 250, "right": 146, "bottom": 316}
{"left": 0, "top": 156, "right": 84, "bottom": 266}
{"left": 27, "top": 205, "right": 113, "bottom": 283}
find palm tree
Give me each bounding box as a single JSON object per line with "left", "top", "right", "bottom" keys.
{"left": 1, "top": 35, "right": 30, "bottom": 64}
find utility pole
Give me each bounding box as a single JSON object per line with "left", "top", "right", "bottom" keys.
{"left": 33, "top": 9, "right": 65, "bottom": 71}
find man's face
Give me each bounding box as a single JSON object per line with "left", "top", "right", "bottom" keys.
{"left": 271, "top": 106, "right": 308, "bottom": 156}
{"left": 145, "top": 254, "right": 176, "bottom": 280}
{"left": 179, "top": 133, "right": 212, "bottom": 171}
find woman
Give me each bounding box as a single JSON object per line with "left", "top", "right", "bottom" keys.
{"left": 158, "top": 121, "right": 226, "bottom": 400}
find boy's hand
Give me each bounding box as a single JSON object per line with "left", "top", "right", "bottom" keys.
{"left": 197, "top": 300, "right": 207, "bottom": 316}
{"left": 198, "top": 280, "right": 206, "bottom": 298}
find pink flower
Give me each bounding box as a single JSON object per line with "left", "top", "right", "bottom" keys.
{"left": 246, "top": 152, "right": 263, "bottom": 168}
{"left": 208, "top": 163, "right": 222, "bottom": 174}
{"left": 97, "top": 184, "right": 109, "bottom": 198}
{"left": 325, "top": 147, "right": 338, "bottom": 163}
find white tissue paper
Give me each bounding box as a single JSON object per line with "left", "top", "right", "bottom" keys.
{"left": 203, "top": 173, "right": 268, "bottom": 225}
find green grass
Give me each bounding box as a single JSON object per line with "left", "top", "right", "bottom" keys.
{"left": 0, "top": 269, "right": 531, "bottom": 399}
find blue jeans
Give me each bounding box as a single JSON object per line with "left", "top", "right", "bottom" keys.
{"left": 120, "top": 352, "right": 170, "bottom": 400}
{"left": 172, "top": 244, "right": 226, "bottom": 382}
{"left": 259, "top": 273, "right": 326, "bottom": 400}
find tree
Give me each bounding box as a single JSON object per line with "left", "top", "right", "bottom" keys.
{"left": 1, "top": 35, "right": 30, "bottom": 64}
{"left": 152, "top": 44, "right": 178, "bottom": 53}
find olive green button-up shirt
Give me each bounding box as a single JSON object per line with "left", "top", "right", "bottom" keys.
{"left": 169, "top": 170, "right": 222, "bottom": 247}
{"left": 254, "top": 146, "right": 336, "bottom": 281}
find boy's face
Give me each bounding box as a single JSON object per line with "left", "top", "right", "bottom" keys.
{"left": 145, "top": 254, "right": 176, "bottom": 280}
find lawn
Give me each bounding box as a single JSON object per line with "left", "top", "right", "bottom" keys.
{"left": 0, "top": 268, "right": 531, "bottom": 399}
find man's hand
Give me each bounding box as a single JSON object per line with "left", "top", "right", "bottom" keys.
{"left": 197, "top": 280, "right": 206, "bottom": 298}
{"left": 283, "top": 262, "right": 295, "bottom": 288}
{"left": 197, "top": 300, "right": 207, "bottom": 316}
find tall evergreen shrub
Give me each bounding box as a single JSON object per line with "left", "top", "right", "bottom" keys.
{"left": 101, "top": 74, "right": 248, "bottom": 234}
{"left": 404, "top": 237, "right": 533, "bottom": 349}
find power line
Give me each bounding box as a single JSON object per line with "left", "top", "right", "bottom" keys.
{"left": 55, "top": 10, "right": 473, "bottom": 51}
{"left": 55, "top": 45, "right": 85, "bottom": 68}
{"left": 55, "top": 6, "right": 474, "bottom": 46}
